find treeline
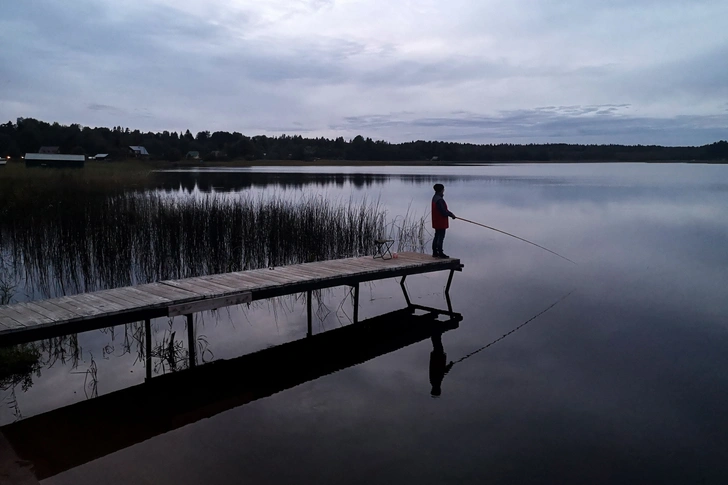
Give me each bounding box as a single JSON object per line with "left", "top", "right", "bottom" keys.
{"left": 1, "top": 117, "right": 727, "bottom": 162}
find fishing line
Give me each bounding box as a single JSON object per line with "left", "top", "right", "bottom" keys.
{"left": 451, "top": 290, "right": 574, "bottom": 366}
{"left": 457, "top": 217, "right": 578, "bottom": 265}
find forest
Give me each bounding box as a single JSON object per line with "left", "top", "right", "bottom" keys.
{"left": 1, "top": 117, "right": 727, "bottom": 163}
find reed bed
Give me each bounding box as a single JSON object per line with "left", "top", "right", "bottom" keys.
{"left": 0, "top": 190, "right": 433, "bottom": 299}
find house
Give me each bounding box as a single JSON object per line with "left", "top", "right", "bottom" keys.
{"left": 94, "top": 153, "right": 110, "bottom": 161}
{"left": 185, "top": 151, "right": 200, "bottom": 160}
{"left": 209, "top": 150, "right": 227, "bottom": 159}
{"left": 25, "top": 153, "right": 85, "bottom": 168}
{"left": 39, "top": 146, "right": 60, "bottom": 154}
{"left": 128, "top": 146, "right": 149, "bottom": 158}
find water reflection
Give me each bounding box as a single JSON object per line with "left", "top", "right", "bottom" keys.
{"left": 151, "top": 170, "right": 513, "bottom": 193}
{"left": 152, "top": 171, "right": 393, "bottom": 192}
{"left": 429, "top": 331, "right": 454, "bottom": 397}
{"left": 2, "top": 304, "right": 461, "bottom": 480}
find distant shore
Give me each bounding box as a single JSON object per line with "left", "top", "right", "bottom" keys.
{"left": 160, "top": 159, "right": 726, "bottom": 168}
{"left": 2, "top": 158, "right": 725, "bottom": 172}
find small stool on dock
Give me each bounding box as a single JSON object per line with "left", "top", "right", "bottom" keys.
{"left": 373, "top": 239, "right": 395, "bottom": 260}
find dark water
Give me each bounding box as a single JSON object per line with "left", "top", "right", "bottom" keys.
{"left": 3, "top": 163, "right": 728, "bottom": 484}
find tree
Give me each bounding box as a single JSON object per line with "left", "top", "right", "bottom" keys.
{"left": 166, "top": 148, "right": 182, "bottom": 162}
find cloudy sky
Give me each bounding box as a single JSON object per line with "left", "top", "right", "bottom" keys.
{"left": 1, "top": 0, "right": 727, "bottom": 145}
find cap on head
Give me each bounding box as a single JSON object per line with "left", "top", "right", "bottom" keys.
{"left": 433, "top": 183, "right": 444, "bottom": 193}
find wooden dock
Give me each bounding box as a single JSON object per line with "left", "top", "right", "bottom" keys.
{"left": 0, "top": 252, "right": 463, "bottom": 347}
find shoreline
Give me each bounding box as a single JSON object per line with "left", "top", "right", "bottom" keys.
{"left": 150, "top": 158, "right": 727, "bottom": 168}
{"left": 1, "top": 159, "right": 725, "bottom": 172}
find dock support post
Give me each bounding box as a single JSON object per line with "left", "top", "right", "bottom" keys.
{"left": 353, "top": 283, "right": 360, "bottom": 324}
{"left": 145, "top": 319, "right": 152, "bottom": 381}
{"left": 445, "top": 269, "right": 456, "bottom": 314}
{"left": 186, "top": 314, "right": 196, "bottom": 368}
{"left": 445, "top": 292, "right": 453, "bottom": 314}
{"left": 307, "top": 290, "right": 312, "bottom": 337}
{"left": 399, "top": 276, "right": 411, "bottom": 307}
{"left": 445, "top": 269, "right": 455, "bottom": 295}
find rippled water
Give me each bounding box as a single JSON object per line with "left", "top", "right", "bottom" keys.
{"left": 2, "top": 163, "right": 728, "bottom": 484}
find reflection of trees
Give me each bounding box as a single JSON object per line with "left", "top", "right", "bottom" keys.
{"left": 150, "top": 172, "right": 391, "bottom": 192}
{"left": 150, "top": 172, "right": 481, "bottom": 193}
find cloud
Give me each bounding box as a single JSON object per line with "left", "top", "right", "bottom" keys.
{"left": 87, "top": 104, "right": 124, "bottom": 113}
{"left": 0, "top": 0, "right": 727, "bottom": 144}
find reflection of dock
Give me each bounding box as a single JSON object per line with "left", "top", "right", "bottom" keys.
{"left": 1, "top": 305, "right": 462, "bottom": 480}
{"left": 0, "top": 252, "right": 463, "bottom": 348}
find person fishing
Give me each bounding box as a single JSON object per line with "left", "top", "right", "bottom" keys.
{"left": 431, "top": 183, "right": 456, "bottom": 258}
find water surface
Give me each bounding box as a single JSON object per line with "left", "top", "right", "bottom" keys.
{"left": 2, "top": 163, "right": 728, "bottom": 484}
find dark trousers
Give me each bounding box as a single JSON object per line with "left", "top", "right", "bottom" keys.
{"left": 432, "top": 229, "right": 446, "bottom": 254}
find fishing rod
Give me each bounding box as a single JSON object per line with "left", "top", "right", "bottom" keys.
{"left": 451, "top": 290, "right": 574, "bottom": 366}
{"left": 456, "top": 217, "right": 578, "bottom": 265}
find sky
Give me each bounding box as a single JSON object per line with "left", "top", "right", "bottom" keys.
{"left": 1, "top": 0, "right": 727, "bottom": 145}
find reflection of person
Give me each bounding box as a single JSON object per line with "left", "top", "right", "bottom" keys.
{"left": 430, "top": 331, "right": 454, "bottom": 397}
{"left": 431, "top": 183, "right": 456, "bottom": 258}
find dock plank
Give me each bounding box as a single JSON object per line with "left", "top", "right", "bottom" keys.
{"left": 30, "top": 300, "right": 83, "bottom": 322}
{"left": 194, "top": 276, "right": 244, "bottom": 292}
{"left": 267, "top": 267, "right": 322, "bottom": 282}
{"left": 90, "top": 291, "right": 140, "bottom": 309}
{"left": 138, "top": 283, "right": 201, "bottom": 301}
{"left": 228, "top": 272, "right": 280, "bottom": 288}
{"left": 247, "top": 270, "right": 302, "bottom": 285}
{"left": 324, "top": 261, "right": 378, "bottom": 274}
{"left": 51, "top": 296, "right": 113, "bottom": 318}
{"left": 204, "top": 274, "right": 263, "bottom": 290}
{"left": 293, "top": 264, "right": 347, "bottom": 278}
{"left": 121, "top": 287, "right": 173, "bottom": 304}
{"left": 11, "top": 302, "right": 62, "bottom": 323}
{"left": 275, "top": 266, "right": 344, "bottom": 283}
{"left": 0, "top": 305, "right": 49, "bottom": 326}
{"left": 203, "top": 274, "right": 261, "bottom": 291}
{"left": 198, "top": 276, "right": 254, "bottom": 292}
{"left": 75, "top": 294, "right": 128, "bottom": 314}
{"left": 208, "top": 274, "right": 280, "bottom": 292}
{"left": 162, "top": 280, "right": 224, "bottom": 296}
{"left": 96, "top": 288, "right": 151, "bottom": 307}
{"left": 0, "top": 308, "right": 25, "bottom": 328}
{"left": 327, "top": 258, "right": 380, "bottom": 269}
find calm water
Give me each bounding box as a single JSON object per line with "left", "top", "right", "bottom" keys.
{"left": 3, "top": 163, "right": 728, "bottom": 484}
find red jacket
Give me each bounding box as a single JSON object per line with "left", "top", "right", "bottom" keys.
{"left": 432, "top": 193, "right": 450, "bottom": 229}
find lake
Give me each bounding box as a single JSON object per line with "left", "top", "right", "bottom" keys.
{"left": 1, "top": 163, "right": 728, "bottom": 484}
